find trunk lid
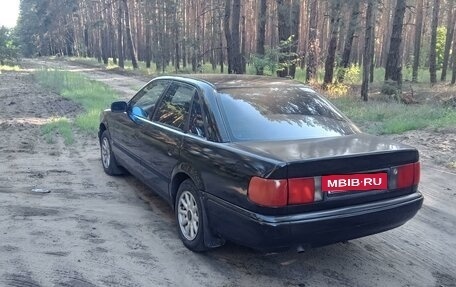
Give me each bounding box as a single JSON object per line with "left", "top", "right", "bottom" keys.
{"left": 230, "top": 133, "right": 418, "bottom": 178}
{"left": 231, "top": 134, "right": 419, "bottom": 212}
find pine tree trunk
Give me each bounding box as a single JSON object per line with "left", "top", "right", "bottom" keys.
{"left": 219, "top": 16, "right": 224, "bottom": 73}
{"left": 429, "top": 0, "right": 440, "bottom": 85}
{"left": 441, "top": 2, "right": 454, "bottom": 82}
{"left": 195, "top": 0, "right": 202, "bottom": 71}
{"left": 117, "top": 0, "right": 124, "bottom": 69}
{"left": 451, "top": 30, "right": 456, "bottom": 84}
{"left": 256, "top": 0, "right": 267, "bottom": 75}
{"left": 224, "top": 0, "right": 232, "bottom": 73}
{"left": 182, "top": 0, "right": 187, "bottom": 68}
{"left": 241, "top": 16, "right": 246, "bottom": 73}
{"left": 362, "top": 0, "right": 374, "bottom": 102}
{"left": 323, "top": 1, "right": 341, "bottom": 85}
{"left": 210, "top": 0, "right": 217, "bottom": 71}
{"left": 384, "top": 0, "right": 406, "bottom": 85}
{"left": 369, "top": 4, "right": 376, "bottom": 83}
{"left": 338, "top": 0, "right": 360, "bottom": 83}
{"left": 122, "top": 0, "right": 138, "bottom": 69}
{"left": 306, "top": 0, "right": 319, "bottom": 82}
{"left": 174, "top": 1, "right": 180, "bottom": 72}
{"left": 412, "top": 0, "right": 424, "bottom": 82}
{"left": 145, "top": 18, "right": 151, "bottom": 68}
{"left": 380, "top": 0, "right": 392, "bottom": 68}
{"left": 100, "top": 0, "right": 109, "bottom": 65}
{"left": 230, "top": 0, "right": 243, "bottom": 74}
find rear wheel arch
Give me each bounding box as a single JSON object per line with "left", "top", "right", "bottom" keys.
{"left": 170, "top": 172, "right": 191, "bottom": 206}
{"left": 170, "top": 166, "right": 204, "bottom": 207}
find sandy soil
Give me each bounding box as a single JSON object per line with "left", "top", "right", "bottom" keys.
{"left": 0, "top": 59, "right": 455, "bottom": 287}
{"left": 390, "top": 129, "right": 456, "bottom": 169}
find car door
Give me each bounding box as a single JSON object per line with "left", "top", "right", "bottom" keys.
{"left": 109, "top": 79, "right": 170, "bottom": 173}
{"left": 136, "top": 82, "right": 197, "bottom": 200}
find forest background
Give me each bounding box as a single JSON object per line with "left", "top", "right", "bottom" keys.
{"left": 1, "top": 0, "right": 456, "bottom": 138}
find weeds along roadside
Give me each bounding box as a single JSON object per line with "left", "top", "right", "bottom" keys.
{"left": 34, "top": 70, "right": 118, "bottom": 144}
{"left": 330, "top": 96, "right": 456, "bottom": 134}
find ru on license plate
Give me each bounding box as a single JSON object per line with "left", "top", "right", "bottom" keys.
{"left": 322, "top": 173, "right": 387, "bottom": 193}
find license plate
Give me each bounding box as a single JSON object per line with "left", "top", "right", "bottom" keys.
{"left": 322, "top": 173, "right": 387, "bottom": 193}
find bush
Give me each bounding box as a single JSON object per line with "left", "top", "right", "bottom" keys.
{"left": 336, "top": 64, "right": 361, "bottom": 85}
{"left": 325, "top": 83, "right": 350, "bottom": 97}
{"left": 0, "top": 26, "right": 19, "bottom": 65}
{"left": 250, "top": 47, "right": 279, "bottom": 75}
{"left": 381, "top": 80, "right": 400, "bottom": 96}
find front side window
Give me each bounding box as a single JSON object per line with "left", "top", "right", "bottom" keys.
{"left": 129, "top": 80, "right": 169, "bottom": 119}
{"left": 154, "top": 83, "right": 196, "bottom": 130}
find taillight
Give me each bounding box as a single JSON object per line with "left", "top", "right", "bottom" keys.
{"left": 414, "top": 162, "right": 420, "bottom": 185}
{"left": 288, "top": 178, "right": 315, "bottom": 204}
{"left": 248, "top": 176, "right": 318, "bottom": 207}
{"left": 248, "top": 177, "right": 288, "bottom": 207}
{"left": 394, "top": 162, "right": 420, "bottom": 189}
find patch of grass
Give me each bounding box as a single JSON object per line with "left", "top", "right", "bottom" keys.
{"left": 331, "top": 96, "right": 456, "bottom": 134}
{"left": 402, "top": 66, "right": 443, "bottom": 83}
{"left": 41, "top": 117, "right": 74, "bottom": 144}
{"left": 74, "top": 109, "right": 104, "bottom": 133}
{"left": 0, "top": 64, "right": 22, "bottom": 72}
{"left": 35, "top": 70, "right": 119, "bottom": 140}
{"left": 68, "top": 56, "right": 189, "bottom": 75}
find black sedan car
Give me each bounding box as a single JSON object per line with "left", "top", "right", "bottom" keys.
{"left": 99, "top": 75, "right": 423, "bottom": 252}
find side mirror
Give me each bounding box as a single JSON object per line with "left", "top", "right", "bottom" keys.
{"left": 131, "top": 106, "right": 148, "bottom": 118}
{"left": 128, "top": 106, "right": 148, "bottom": 124}
{"left": 111, "top": 101, "right": 128, "bottom": 113}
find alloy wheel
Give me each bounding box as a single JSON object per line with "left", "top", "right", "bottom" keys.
{"left": 177, "top": 190, "right": 200, "bottom": 241}
{"left": 101, "top": 137, "right": 111, "bottom": 169}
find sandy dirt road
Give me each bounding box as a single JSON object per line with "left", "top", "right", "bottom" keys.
{"left": 0, "top": 59, "right": 455, "bottom": 287}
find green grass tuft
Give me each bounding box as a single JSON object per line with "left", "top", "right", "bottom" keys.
{"left": 0, "top": 64, "right": 22, "bottom": 72}
{"left": 35, "top": 70, "right": 119, "bottom": 143}
{"left": 41, "top": 117, "right": 74, "bottom": 145}
{"left": 331, "top": 97, "right": 456, "bottom": 134}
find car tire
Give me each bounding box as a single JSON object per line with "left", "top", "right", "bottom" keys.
{"left": 175, "top": 179, "right": 208, "bottom": 252}
{"left": 100, "top": 130, "right": 124, "bottom": 175}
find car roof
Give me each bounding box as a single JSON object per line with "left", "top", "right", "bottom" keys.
{"left": 158, "top": 74, "right": 307, "bottom": 90}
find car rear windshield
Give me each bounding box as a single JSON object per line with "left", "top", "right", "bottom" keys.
{"left": 218, "top": 86, "right": 358, "bottom": 141}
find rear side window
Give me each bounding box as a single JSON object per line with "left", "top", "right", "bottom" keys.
{"left": 154, "top": 83, "right": 196, "bottom": 130}
{"left": 188, "top": 93, "right": 220, "bottom": 141}
{"left": 188, "top": 94, "right": 206, "bottom": 138}
{"left": 218, "top": 86, "right": 358, "bottom": 141}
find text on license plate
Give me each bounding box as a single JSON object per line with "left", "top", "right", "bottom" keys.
{"left": 321, "top": 173, "right": 387, "bottom": 192}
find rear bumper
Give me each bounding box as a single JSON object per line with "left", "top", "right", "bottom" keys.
{"left": 205, "top": 192, "right": 423, "bottom": 251}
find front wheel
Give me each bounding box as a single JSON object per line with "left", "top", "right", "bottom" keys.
{"left": 100, "top": 130, "right": 124, "bottom": 175}
{"left": 175, "top": 179, "right": 208, "bottom": 252}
